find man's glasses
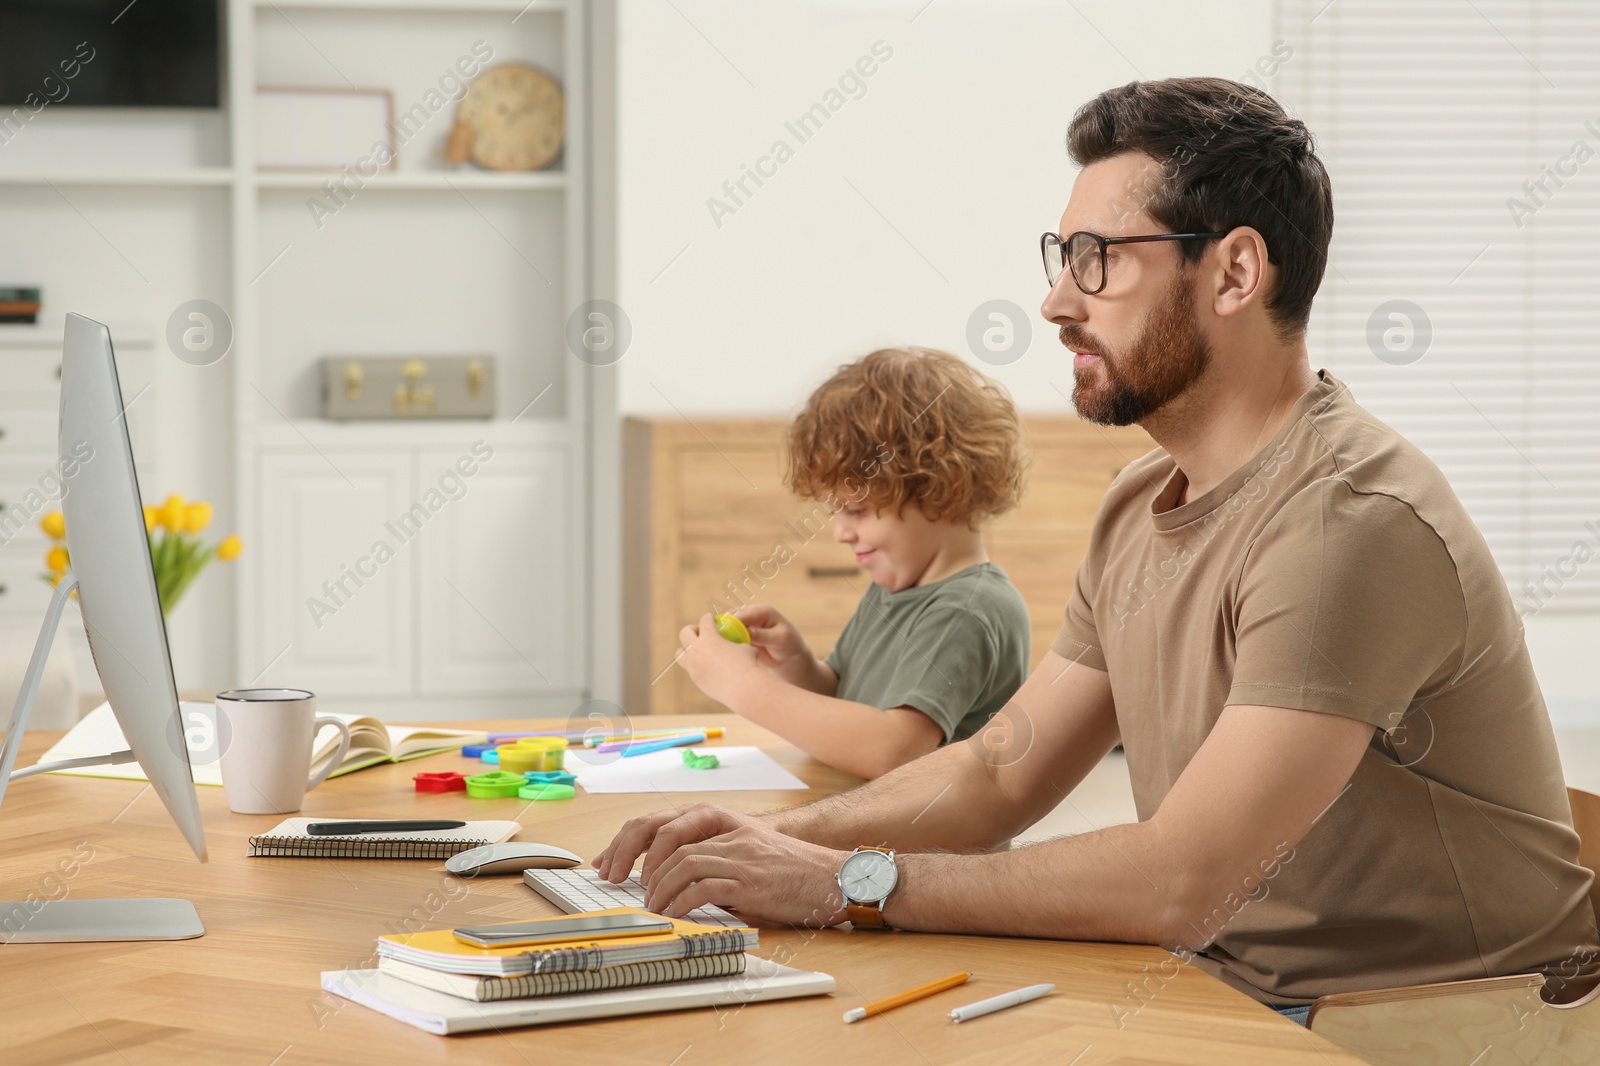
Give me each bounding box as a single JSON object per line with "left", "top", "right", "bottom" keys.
{"left": 1041, "top": 230, "right": 1227, "bottom": 295}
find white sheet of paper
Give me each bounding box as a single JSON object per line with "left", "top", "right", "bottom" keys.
{"left": 36, "top": 702, "right": 224, "bottom": 785}
{"left": 569, "top": 746, "right": 809, "bottom": 793}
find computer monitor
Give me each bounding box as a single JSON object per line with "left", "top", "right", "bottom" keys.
{"left": 0, "top": 313, "right": 207, "bottom": 943}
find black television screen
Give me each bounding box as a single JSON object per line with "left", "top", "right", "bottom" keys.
{"left": 0, "top": 0, "right": 221, "bottom": 108}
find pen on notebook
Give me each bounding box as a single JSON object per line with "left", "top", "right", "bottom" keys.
{"left": 948, "top": 982, "right": 1054, "bottom": 1023}
{"left": 583, "top": 727, "right": 724, "bottom": 748}
{"left": 614, "top": 733, "right": 708, "bottom": 758}
{"left": 843, "top": 971, "right": 970, "bottom": 1023}
{"left": 305, "top": 820, "right": 466, "bottom": 836}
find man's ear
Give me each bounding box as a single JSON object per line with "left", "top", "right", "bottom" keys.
{"left": 1210, "top": 226, "right": 1271, "bottom": 320}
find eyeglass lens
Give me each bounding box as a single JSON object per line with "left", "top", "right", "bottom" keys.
{"left": 1066, "top": 233, "right": 1103, "bottom": 293}
{"left": 1042, "top": 232, "right": 1105, "bottom": 294}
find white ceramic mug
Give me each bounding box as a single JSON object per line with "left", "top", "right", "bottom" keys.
{"left": 215, "top": 688, "right": 351, "bottom": 815}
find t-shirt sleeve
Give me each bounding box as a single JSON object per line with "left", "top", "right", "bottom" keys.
{"left": 1051, "top": 555, "right": 1108, "bottom": 671}
{"left": 1226, "top": 482, "right": 1466, "bottom": 728}
{"left": 872, "top": 605, "right": 1001, "bottom": 742}
{"left": 823, "top": 601, "right": 859, "bottom": 677}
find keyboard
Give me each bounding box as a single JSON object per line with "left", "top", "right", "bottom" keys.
{"left": 522, "top": 867, "right": 745, "bottom": 928}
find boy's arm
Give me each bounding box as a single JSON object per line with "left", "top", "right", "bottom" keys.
{"left": 676, "top": 615, "right": 939, "bottom": 778}
{"left": 726, "top": 670, "right": 942, "bottom": 779}
{"left": 770, "top": 651, "right": 839, "bottom": 696}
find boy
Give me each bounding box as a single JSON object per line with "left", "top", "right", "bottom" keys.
{"left": 676, "top": 347, "right": 1031, "bottom": 778}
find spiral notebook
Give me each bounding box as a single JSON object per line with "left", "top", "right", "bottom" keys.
{"left": 378, "top": 950, "right": 747, "bottom": 1002}
{"left": 323, "top": 956, "right": 836, "bottom": 1035}
{"left": 247, "top": 818, "right": 520, "bottom": 858}
{"left": 377, "top": 908, "right": 758, "bottom": 976}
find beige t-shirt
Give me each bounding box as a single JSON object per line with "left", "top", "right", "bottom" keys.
{"left": 1054, "top": 370, "right": 1598, "bottom": 1005}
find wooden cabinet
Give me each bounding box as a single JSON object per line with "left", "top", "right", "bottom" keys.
{"left": 624, "top": 416, "right": 1155, "bottom": 715}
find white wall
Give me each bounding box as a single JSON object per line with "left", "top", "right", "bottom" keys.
{"left": 615, "top": 0, "right": 1278, "bottom": 417}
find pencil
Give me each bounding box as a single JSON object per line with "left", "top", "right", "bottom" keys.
{"left": 842, "top": 971, "right": 971, "bottom": 1023}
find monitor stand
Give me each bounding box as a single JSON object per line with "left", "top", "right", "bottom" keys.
{"left": 0, "top": 573, "right": 204, "bottom": 944}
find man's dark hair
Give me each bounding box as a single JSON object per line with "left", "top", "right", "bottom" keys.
{"left": 1067, "top": 76, "right": 1333, "bottom": 339}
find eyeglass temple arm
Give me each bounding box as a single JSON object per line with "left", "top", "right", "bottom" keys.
{"left": 1102, "top": 232, "right": 1229, "bottom": 246}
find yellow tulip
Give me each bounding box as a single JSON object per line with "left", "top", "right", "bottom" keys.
{"left": 184, "top": 500, "right": 213, "bottom": 533}
{"left": 143, "top": 504, "right": 158, "bottom": 533}
{"left": 159, "top": 494, "right": 187, "bottom": 533}
{"left": 216, "top": 534, "right": 243, "bottom": 561}
{"left": 46, "top": 545, "right": 69, "bottom": 574}
{"left": 39, "top": 510, "right": 65, "bottom": 539}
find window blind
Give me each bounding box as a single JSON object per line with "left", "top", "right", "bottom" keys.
{"left": 1275, "top": 0, "right": 1600, "bottom": 614}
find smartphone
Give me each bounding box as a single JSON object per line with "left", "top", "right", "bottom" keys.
{"left": 452, "top": 912, "right": 674, "bottom": 948}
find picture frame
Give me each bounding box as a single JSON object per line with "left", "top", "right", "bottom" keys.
{"left": 254, "top": 87, "right": 396, "bottom": 171}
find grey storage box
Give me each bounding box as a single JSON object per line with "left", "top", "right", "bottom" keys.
{"left": 320, "top": 355, "right": 495, "bottom": 420}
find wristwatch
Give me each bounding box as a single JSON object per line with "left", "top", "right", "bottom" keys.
{"left": 837, "top": 845, "right": 899, "bottom": 929}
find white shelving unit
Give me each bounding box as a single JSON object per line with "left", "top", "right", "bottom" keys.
{"left": 0, "top": 170, "right": 236, "bottom": 186}
{"left": 254, "top": 171, "right": 566, "bottom": 190}
{"left": 0, "top": 0, "right": 605, "bottom": 719}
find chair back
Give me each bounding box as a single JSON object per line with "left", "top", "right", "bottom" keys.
{"left": 1566, "top": 787, "right": 1600, "bottom": 932}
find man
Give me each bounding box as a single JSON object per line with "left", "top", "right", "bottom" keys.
{"left": 596, "top": 76, "right": 1598, "bottom": 1015}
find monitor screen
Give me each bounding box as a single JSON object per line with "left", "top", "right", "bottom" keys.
{"left": 0, "top": 0, "right": 221, "bottom": 108}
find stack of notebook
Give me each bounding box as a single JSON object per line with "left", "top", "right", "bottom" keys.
{"left": 326, "top": 906, "right": 835, "bottom": 1034}
{"left": 374, "top": 907, "right": 757, "bottom": 1002}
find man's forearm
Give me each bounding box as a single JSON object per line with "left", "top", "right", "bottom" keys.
{"left": 882, "top": 821, "right": 1193, "bottom": 947}
{"left": 760, "top": 735, "right": 1013, "bottom": 852}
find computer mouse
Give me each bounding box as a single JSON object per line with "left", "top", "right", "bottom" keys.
{"left": 445, "top": 842, "right": 584, "bottom": 876}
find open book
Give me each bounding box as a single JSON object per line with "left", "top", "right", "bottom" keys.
{"left": 34, "top": 701, "right": 486, "bottom": 786}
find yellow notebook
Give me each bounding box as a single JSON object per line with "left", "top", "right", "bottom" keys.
{"left": 376, "top": 908, "right": 757, "bottom": 977}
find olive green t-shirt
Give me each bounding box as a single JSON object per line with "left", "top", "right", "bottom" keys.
{"left": 1054, "top": 369, "right": 1598, "bottom": 1006}
{"left": 825, "top": 561, "right": 1029, "bottom": 743}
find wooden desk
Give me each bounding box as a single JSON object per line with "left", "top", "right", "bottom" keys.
{"left": 0, "top": 718, "right": 1363, "bottom": 1065}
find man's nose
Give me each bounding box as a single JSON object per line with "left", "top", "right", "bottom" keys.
{"left": 1041, "top": 271, "right": 1088, "bottom": 326}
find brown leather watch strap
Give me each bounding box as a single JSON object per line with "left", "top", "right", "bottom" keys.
{"left": 846, "top": 902, "right": 889, "bottom": 929}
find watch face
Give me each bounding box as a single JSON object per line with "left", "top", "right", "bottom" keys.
{"left": 840, "top": 850, "right": 897, "bottom": 902}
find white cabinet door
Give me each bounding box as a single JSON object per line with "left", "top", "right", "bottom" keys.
{"left": 255, "top": 450, "right": 413, "bottom": 696}
{"left": 416, "top": 444, "right": 575, "bottom": 695}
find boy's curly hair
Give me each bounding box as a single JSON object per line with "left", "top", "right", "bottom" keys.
{"left": 784, "top": 347, "right": 1027, "bottom": 528}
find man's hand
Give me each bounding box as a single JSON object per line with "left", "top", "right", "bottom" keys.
{"left": 642, "top": 822, "right": 850, "bottom": 927}
{"left": 594, "top": 802, "right": 761, "bottom": 884}
{"left": 677, "top": 613, "right": 762, "bottom": 705}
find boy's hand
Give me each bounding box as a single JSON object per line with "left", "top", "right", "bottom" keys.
{"left": 733, "top": 604, "right": 812, "bottom": 670}
{"left": 678, "top": 613, "right": 761, "bottom": 706}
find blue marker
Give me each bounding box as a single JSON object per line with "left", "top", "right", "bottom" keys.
{"left": 619, "top": 733, "right": 707, "bottom": 758}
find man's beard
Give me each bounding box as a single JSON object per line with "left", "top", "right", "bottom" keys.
{"left": 1063, "top": 271, "right": 1212, "bottom": 427}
